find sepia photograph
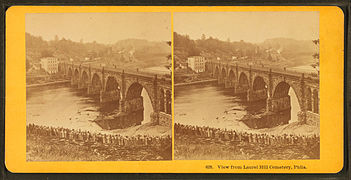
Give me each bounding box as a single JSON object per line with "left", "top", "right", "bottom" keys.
{"left": 174, "top": 12, "right": 320, "bottom": 160}
{"left": 25, "top": 12, "right": 172, "bottom": 161}
{"left": 4, "top": 5, "right": 345, "bottom": 174}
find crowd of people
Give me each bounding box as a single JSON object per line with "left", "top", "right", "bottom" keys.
{"left": 174, "top": 123, "right": 319, "bottom": 146}
{"left": 27, "top": 123, "right": 171, "bottom": 147}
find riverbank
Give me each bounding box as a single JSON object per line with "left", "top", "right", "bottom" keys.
{"left": 174, "top": 123, "right": 319, "bottom": 160}
{"left": 109, "top": 122, "right": 172, "bottom": 137}
{"left": 174, "top": 134, "right": 319, "bottom": 160}
{"left": 26, "top": 124, "right": 172, "bottom": 161}
{"left": 27, "top": 134, "right": 171, "bottom": 161}
{"left": 26, "top": 80, "right": 70, "bottom": 88}
{"left": 174, "top": 79, "right": 217, "bottom": 87}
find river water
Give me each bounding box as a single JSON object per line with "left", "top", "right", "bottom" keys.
{"left": 27, "top": 80, "right": 301, "bottom": 135}
{"left": 174, "top": 84, "right": 300, "bottom": 133}
{"left": 26, "top": 84, "right": 153, "bottom": 134}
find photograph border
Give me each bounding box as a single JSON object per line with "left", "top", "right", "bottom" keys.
{"left": 4, "top": 5, "right": 345, "bottom": 174}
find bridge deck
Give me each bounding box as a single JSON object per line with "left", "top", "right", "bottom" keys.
{"left": 68, "top": 62, "right": 172, "bottom": 82}
{"left": 211, "top": 61, "right": 319, "bottom": 81}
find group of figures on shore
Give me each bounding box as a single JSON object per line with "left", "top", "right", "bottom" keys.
{"left": 174, "top": 123, "right": 319, "bottom": 146}
{"left": 27, "top": 124, "right": 171, "bottom": 148}
{"left": 174, "top": 123, "right": 320, "bottom": 160}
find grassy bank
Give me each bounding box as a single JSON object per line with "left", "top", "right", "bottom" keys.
{"left": 174, "top": 135, "right": 319, "bottom": 160}
{"left": 27, "top": 134, "right": 171, "bottom": 161}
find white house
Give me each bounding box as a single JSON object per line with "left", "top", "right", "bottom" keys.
{"left": 187, "top": 56, "right": 206, "bottom": 73}
{"left": 40, "top": 57, "right": 58, "bottom": 74}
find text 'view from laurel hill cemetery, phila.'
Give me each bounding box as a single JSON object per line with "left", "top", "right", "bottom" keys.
{"left": 173, "top": 12, "right": 320, "bottom": 160}
{"left": 25, "top": 13, "right": 172, "bottom": 161}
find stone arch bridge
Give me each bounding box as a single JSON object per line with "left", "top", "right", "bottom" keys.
{"left": 59, "top": 62, "right": 172, "bottom": 129}
{"left": 206, "top": 61, "right": 319, "bottom": 128}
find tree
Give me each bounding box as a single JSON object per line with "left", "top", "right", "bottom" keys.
{"left": 41, "top": 49, "right": 53, "bottom": 58}
{"left": 166, "top": 41, "right": 172, "bottom": 70}
{"left": 312, "top": 39, "right": 319, "bottom": 74}
{"left": 201, "top": 34, "right": 206, "bottom": 40}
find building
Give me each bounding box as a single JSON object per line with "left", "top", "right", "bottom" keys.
{"left": 187, "top": 56, "right": 206, "bottom": 73}
{"left": 40, "top": 57, "right": 58, "bottom": 74}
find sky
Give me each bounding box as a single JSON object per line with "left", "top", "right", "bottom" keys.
{"left": 174, "top": 12, "right": 319, "bottom": 43}
{"left": 26, "top": 13, "right": 171, "bottom": 44}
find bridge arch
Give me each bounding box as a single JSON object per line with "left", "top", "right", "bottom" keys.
{"left": 228, "top": 69, "right": 236, "bottom": 81}
{"left": 237, "top": 72, "right": 249, "bottom": 94}
{"left": 67, "top": 67, "right": 72, "bottom": 78}
{"left": 125, "top": 82, "right": 155, "bottom": 124}
{"left": 80, "top": 70, "right": 89, "bottom": 89}
{"left": 74, "top": 69, "right": 79, "bottom": 79}
{"left": 214, "top": 66, "right": 220, "bottom": 78}
{"left": 239, "top": 72, "right": 249, "bottom": 85}
{"left": 91, "top": 73, "right": 102, "bottom": 87}
{"left": 221, "top": 68, "right": 226, "bottom": 79}
{"left": 126, "top": 82, "right": 144, "bottom": 100}
{"left": 101, "top": 76, "right": 122, "bottom": 111}
{"left": 272, "top": 81, "right": 302, "bottom": 123}
{"left": 252, "top": 76, "right": 267, "bottom": 91}
{"left": 273, "top": 81, "right": 291, "bottom": 98}
{"left": 72, "top": 69, "right": 80, "bottom": 86}
{"left": 125, "top": 82, "right": 155, "bottom": 106}
{"left": 227, "top": 69, "right": 236, "bottom": 88}
{"left": 105, "top": 76, "right": 121, "bottom": 92}
{"left": 90, "top": 73, "right": 102, "bottom": 95}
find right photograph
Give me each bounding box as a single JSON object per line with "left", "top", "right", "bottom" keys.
{"left": 173, "top": 12, "right": 320, "bottom": 160}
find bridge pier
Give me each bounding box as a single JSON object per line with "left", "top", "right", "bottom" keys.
{"left": 234, "top": 84, "right": 249, "bottom": 95}
{"left": 243, "top": 97, "right": 288, "bottom": 128}
{"left": 78, "top": 81, "right": 88, "bottom": 90}
{"left": 124, "top": 96, "right": 144, "bottom": 126}
{"left": 266, "top": 96, "right": 291, "bottom": 125}
{"left": 71, "top": 77, "right": 78, "bottom": 87}
{"left": 150, "top": 111, "right": 172, "bottom": 127}
{"left": 95, "top": 96, "right": 144, "bottom": 130}
{"left": 218, "top": 77, "right": 225, "bottom": 85}
{"left": 100, "top": 90, "right": 121, "bottom": 103}
{"left": 87, "top": 85, "right": 101, "bottom": 95}
{"left": 247, "top": 89, "right": 268, "bottom": 102}
{"left": 224, "top": 79, "right": 234, "bottom": 89}
{"left": 243, "top": 96, "right": 291, "bottom": 129}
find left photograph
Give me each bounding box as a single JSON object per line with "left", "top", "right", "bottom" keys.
{"left": 25, "top": 13, "right": 172, "bottom": 161}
